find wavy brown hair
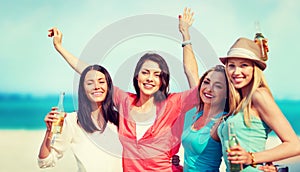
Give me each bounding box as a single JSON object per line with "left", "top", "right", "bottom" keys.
{"left": 197, "top": 65, "right": 236, "bottom": 115}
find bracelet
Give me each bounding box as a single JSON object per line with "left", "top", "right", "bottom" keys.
{"left": 248, "top": 152, "right": 256, "bottom": 167}
{"left": 182, "top": 40, "right": 192, "bottom": 47}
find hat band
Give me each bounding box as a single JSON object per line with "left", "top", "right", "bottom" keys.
{"left": 227, "top": 48, "right": 259, "bottom": 60}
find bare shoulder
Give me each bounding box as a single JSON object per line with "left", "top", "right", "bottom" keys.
{"left": 252, "top": 87, "right": 273, "bottom": 106}
{"left": 251, "top": 88, "right": 279, "bottom": 119}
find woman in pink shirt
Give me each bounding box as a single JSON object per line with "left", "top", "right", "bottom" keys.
{"left": 48, "top": 27, "right": 199, "bottom": 171}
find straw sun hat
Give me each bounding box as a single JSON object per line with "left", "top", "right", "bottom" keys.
{"left": 219, "top": 37, "right": 267, "bottom": 70}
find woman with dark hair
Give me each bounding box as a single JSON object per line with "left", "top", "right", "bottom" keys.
{"left": 77, "top": 65, "right": 119, "bottom": 132}
{"left": 178, "top": 8, "right": 234, "bottom": 171}
{"left": 180, "top": 64, "right": 233, "bottom": 171}
{"left": 132, "top": 53, "right": 170, "bottom": 102}
{"left": 38, "top": 65, "right": 122, "bottom": 172}
{"left": 48, "top": 27, "right": 199, "bottom": 171}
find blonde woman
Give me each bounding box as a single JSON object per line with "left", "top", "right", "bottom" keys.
{"left": 218, "top": 37, "right": 300, "bottom": 171}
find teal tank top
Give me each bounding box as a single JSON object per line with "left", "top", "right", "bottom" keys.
{"left": 217, "top": 111, "right": 270, "bottom": 172}
{"left": 182, "top": 108, "right": 225, "bottom": 172}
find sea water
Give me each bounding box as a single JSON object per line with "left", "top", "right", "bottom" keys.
{"left": 0, "top": 94, "right": 299, "bottom": 135}
{"left": 0, "top": 94, "right": 76, "bottom": 129}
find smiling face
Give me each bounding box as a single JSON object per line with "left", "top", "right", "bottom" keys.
{"left": 136, "top": 60, "right": 162, "bottom": 98}
{"left": 84, "top": 70, "right": 108, "bottom": 104}
{"left": 199, "top": 71, "right": 227, "bottom": 106}
{"left": 226, "top": 58, "right": 254, "bottom": 89}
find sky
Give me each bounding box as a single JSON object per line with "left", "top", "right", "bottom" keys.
{"left": 1, "top": 0, "right": 300, "bottom": 100}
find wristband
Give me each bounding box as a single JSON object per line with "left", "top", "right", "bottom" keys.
{"left": 248, "top": 152, "right": 256, "bottom": 167}
{"left": 182, "top": 40, "right": 192, "bottom": 47}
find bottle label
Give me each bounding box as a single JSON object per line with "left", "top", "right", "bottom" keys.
{"left": 51, "top": 112, "right": 65, "bottom": 134}
{"left": 254, "top": 34, "right": 268, "bottom": 61}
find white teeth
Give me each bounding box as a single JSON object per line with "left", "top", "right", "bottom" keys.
{"left": 144, "top": 83, "right": 154, "bottom": 88}
{"left": 204, "top": 93, "right": 213, "bottom": 98}
{"left": 233, "top": 77, "right": 243, "bottom": 82}
{"left": 93, "top": 92, "right": 102, "bottom": 96}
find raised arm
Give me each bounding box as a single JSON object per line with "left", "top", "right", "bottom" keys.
{"left": 179, "top": 8, "right": 199, "bottom": 88}
{"left": 48, "top": 27, "right": 88, "bottom": 74}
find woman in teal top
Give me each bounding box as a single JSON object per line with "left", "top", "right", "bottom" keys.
{"left": 179, "top": 9, "right": 235, "bottom": 171}
{"left": 180, "top": 8, "right": 289, "bottom": 172}
{"left": 218, "top": 111, "right": 270, "bottom": 171}
{"left": 182, "top": 108, "right": 226, "bottom": 172}
{"left": 218, "top": 37, "right": 300, "bottom": 171}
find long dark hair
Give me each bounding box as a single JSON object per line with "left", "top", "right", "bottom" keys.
{"left": 133, "top": 53, "right": 170, "bottom": 103}
{"left": 77, "top": 64, "right": 119, "bottom": 133}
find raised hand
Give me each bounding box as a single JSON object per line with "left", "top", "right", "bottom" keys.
{"left": 179, "top": 7, "right": 194, "bottom": 41}
{"left": 179, "top": 7, "right": 199, "bottom": 88}
{"left": 47, "top": 27, "right": 88, "bottom": 74}
{"left": 48, "top": 27, "right": 63, "bottom": 49}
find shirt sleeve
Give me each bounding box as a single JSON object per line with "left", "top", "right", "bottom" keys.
{"left": 113, "top": 86, "right": 128, "bottom": 110}
{"left": 37, "top": 148, "right": 62, "bottom": 168}
{"left": 37, "top": 113, "right": 74, "bottom": 168}
{"left": 180, "top": 86, "right": 199, "bottom": 113}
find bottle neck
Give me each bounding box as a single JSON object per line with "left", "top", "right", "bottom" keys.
{"left": 228, "top": 123, "right": 237, "bottom": 139}
{"left": 57, "top": 92, "right": 65, "bottom": 112}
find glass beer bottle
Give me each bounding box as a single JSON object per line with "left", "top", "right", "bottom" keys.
{"left": 50, "top": 92, "right": 65, "bottom": 145}
{"left": 228, "top": 122, "right": 242, "bottom": 172}
{"left": 254, "top": 21, "right": 268, "bottom": 61}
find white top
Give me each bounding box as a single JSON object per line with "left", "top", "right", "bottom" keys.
{"left": 135, "top": 115, "right": 156, "bottom": 140}
{"left": 38, "top": 112, "right": 122, "bottom": 172}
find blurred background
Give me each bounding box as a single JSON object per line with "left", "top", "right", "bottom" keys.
{"left": 0, "top": 0, "right": 299, "bottom": 171}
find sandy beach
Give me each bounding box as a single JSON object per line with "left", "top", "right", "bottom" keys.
{"left": 1, "top": 130, "right": 299, "bottom": 172}
{"left": 1, "top": 130, "right": 77, "bottom": 172}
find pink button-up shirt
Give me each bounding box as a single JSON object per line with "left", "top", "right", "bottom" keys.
{"left": 114, "top": 86, "right": 199, "bottom": 172}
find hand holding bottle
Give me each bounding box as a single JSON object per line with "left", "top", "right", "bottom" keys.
{"left": 50, "top": 92, "right": 65, "bottom": 134}
{"left": 228, "top": 146, "right": 278, "bottom": 172}
{"left": 227, "top": 145, "right": 252, "bottom": 165}
{"left": 45, "top": 92, "right": 66, "bottom": 146}
{"left": 227, "top": 122, "right": 243, "bottom": 171}
{"left": 44, "top": 107, "right": 60, "bottom": 132}
{"left": 44, "top": 107, "right": 66, "bottom": 133}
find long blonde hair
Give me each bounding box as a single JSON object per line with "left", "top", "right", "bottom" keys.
{"left": 230, "top": 65, "right": 272, "bottom": 126}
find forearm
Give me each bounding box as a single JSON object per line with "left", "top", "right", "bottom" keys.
{"left": 183, "top": 45, "right": 199, "bottom": 88}
{"left": 38, "top": 130, "right": 52, "bottom": 159}
{"left": 182, "top": 31, "right": 199, "bottom": 88}
{"left": 38, "top": 130, "right": 66, "bottom": 168}
{"left": 55, "top": 45, "right": 88, "bottom": 74}
{"left": 253, "top": 93, "right": 300, "bottom": 163}
{"left": 254, "top": 138, "right": 300, "bottom": 163}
